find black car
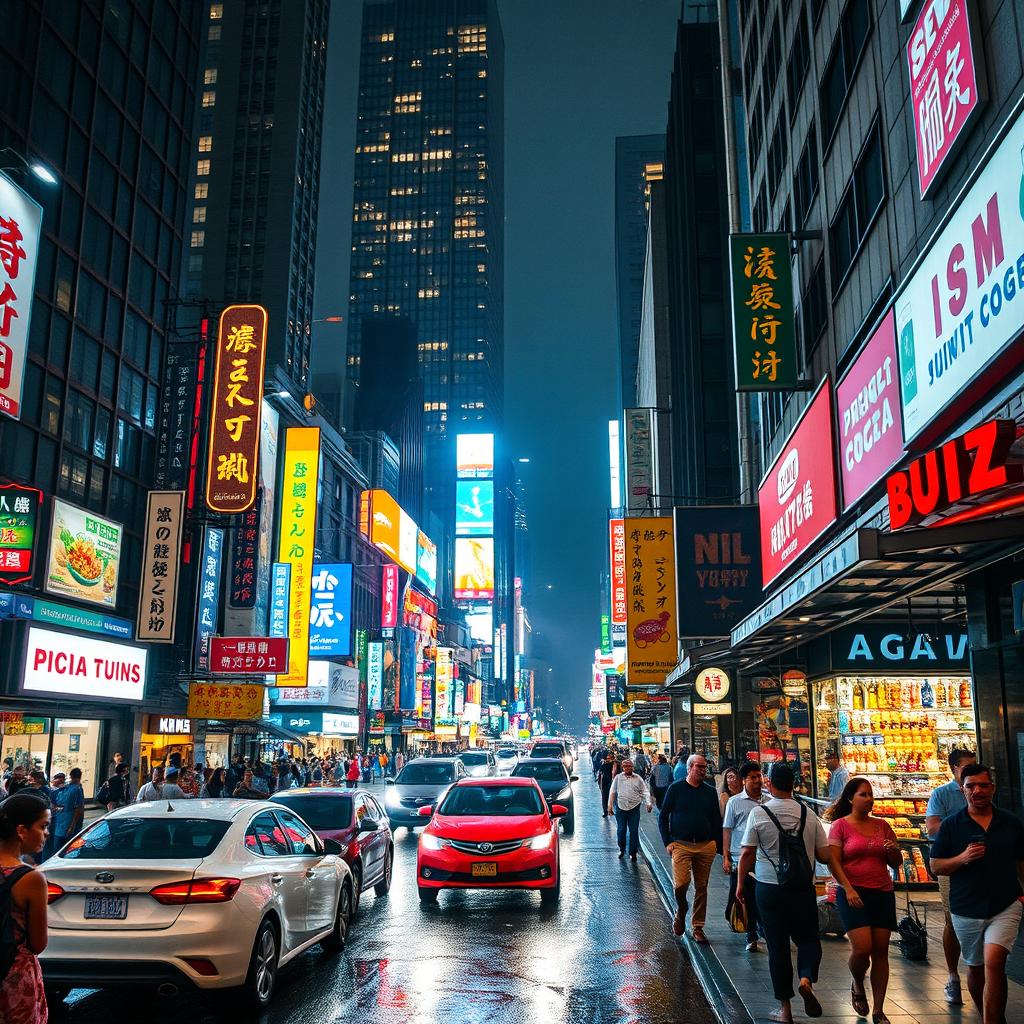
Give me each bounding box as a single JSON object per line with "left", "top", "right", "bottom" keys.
{"left": 511, "top": 758, "right": 577, "bottom": 833}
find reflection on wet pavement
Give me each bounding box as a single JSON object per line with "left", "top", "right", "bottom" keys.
{"left": 59, "top": 775, "right": 713, "bottom": 1024}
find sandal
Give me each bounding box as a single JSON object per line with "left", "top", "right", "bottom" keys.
{"left": 768, "top": 1011, "right": 793, "bottom": 1024}
{"left": 798, "top": 980, "right": 822, "bottom": 1019}
{"left": 851, "top": 985, "right": 869, "bottom": 1017}
{"left": 871, "top": 1015, "right": 891, "bottom": 1024}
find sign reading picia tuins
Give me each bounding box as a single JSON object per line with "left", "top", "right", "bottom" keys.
{"left": 205, "top": 304, "right": 268, "bottom": 514}
{"left": 730, "top": 233, "right": 798, "bottom": 390}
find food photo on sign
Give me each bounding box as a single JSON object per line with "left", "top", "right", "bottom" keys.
{"left": 46, "top": 499, "right": 122, "bottom": 609}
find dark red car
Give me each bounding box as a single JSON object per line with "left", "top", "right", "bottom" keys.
{"left": 271, "top": 787, "right": 393, "bottom": 915}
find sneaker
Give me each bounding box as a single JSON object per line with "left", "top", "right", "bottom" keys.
{"left": 618, "top": 850, "right": 624, "bottom": 859}
{"left": 672, "top": 912, "right": 685, "bottom": 936}
{"left": 944, "top": 977, "right": 963, "bottom": 1006}
{"left": 630, "top": 854, "right": 637, "bottom": 862}
{"left": 745, "top": 940, "right": 758, "bottom": 952}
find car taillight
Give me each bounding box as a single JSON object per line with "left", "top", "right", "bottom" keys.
{"left": 46, "top": 883, "right": 65, "bottom": 905}
{"left": 149, "top": 878, "right": 241, "bottom": 905}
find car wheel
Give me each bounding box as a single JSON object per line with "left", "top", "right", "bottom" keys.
{"left": 321, "top": 880, "right": 353, "bottom": 953}
{"left": 562, "top": 807, "right": 575, "bottom": 834}
{"left": 350, "top": 863, "right": 362, "bottom": 918}
{"left": 374, "top": 846, "right": 394, "bottom": 896}
{"left": 243, "top": 918, "right": 279, "bottom": 1008}
{"left": 418, "top": 884, "right": 438, "bottom": 905}
{"left": 541, "top": 875, "right": 561, "bottom": 904}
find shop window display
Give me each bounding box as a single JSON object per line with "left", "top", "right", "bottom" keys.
{"left": 756, "top": 692, "right": 813, "bottom": 793}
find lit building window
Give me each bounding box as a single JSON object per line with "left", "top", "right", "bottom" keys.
{"left": 417, "top": 287, "right": 440, "bottom": 299}
{"left": 196, "top": 159, "right": 211, "bottom": 175}
{"left": 198, "top": 135, "right": 213, "bottom": 153}
{"left": 195, "top": 183, "right": 209, "bottom": 199}
{"left": 193, "top": 207, "right": 207, "bottom": 223}
{"left": 209, "top": 3, "right": 223, "bottom": 18}
{"left": 204, "top": 68, "right": 218, "bottom": 85}
{"left": 191, "top": 230, "right": 205, "bottom": 248}
{"left": 202, "top": 91, "right": 216, "bottom": 108}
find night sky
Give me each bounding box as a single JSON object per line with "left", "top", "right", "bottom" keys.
{"left": 315, "top": 1, "right": 682, "bottom": 732}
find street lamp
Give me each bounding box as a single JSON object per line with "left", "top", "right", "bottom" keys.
{"left": 0, "top": 148, "right": 59, "bottom": 186}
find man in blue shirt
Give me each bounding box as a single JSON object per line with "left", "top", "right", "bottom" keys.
{"left": 52, "top": 767, "right": 85, "bottom": 852}
{"left": 824, "top": 752, "right": 850, "bottom": 801}
{"left": 926, "top": 747, "right": 976, "bottom": 1006}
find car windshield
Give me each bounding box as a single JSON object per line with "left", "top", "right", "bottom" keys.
{"left": 495, "top": 749, "right": 517, "bottom": 759}
{"left": 531, "top": 744, "right": 564, "bottom": 758}
{"left": 438, "top": 785, "right": 544, "bottom": 817}
{"left": 397, "top": 763, "right": 454, "bottom": 784}
{"left": 513, "top": 763, "right": 567, "bottom": 783}
{"left": 60, "top": 817, "right": 230, "bottom": 860}
{"left": 459, "top": 752, "right": 487, "bottom": 766}
{"left": 271, "top": 794, "right": 352, "bottom": 830}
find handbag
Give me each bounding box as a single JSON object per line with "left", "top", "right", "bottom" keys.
{"left": 728, "top": 897, "right": 747, "bottom": 933}
{"left": 897, "top": 890, "right": 928, "bottom": 961}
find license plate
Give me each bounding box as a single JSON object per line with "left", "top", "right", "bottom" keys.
{"left": 471, "top": 862, "right": 497, "bottom": 878}
{"left": 84, "top": 895, "right": 128, "bottom": 920}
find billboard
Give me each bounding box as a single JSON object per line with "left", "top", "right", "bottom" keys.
{"left": 609, "top": 518, "right": 626, "bottom": 626}
{"left": 194, "top": 526, "right": 224, "bottom": 671}
{"left": 435, "top": 646, "right": 455, "bottom": 726}
{"left": 277, "top": 427, "right": 320, "bottom": 686}
{"left": 381, "top": 564, "right": 399, "bottom": 628}
{"left": 454, "top": 537, "right": 494, "bottom": 600}
{"left": 455, "top": 480, "right": 494, "bottom": 535}
{"left": 456, "top": 433, "right": 494, "bottom": 478}
{"left": 136, "top": 490, "right": 184, "bottom": 643}
{"left": 0, "top": 482, "right": 42, "bottom": 586}
{"left": 0, "top": 172, "right": 42, "bottom": 420}
{"left": 46, "top": 499, "right": 122, "bottom": 610}
{"left": 624, "top": 517, "right": 677, "bottom": 687}
{"left": 368, "top": 641, "right": 384, "bottom": 710}
{"left": 624, "top": 408, "right": 657, "bottom": 510}
{"left": 674, "top": 506, "right": 761, "bottom": 638}
{"left": 23, "top": 626, "right": 146, "bottom": 703}
{"left": 205, "top": 304, "right": 268, "bottom": 514}
{"left": 758, "top": 380, "right": 838, "bottom": 588}
{"left": 309, "top": 562, "right": 353, "bottom": 656}
{"left": 416, "top": 530, "right": 437, "bottom": 595}
{"left": 465, "top": 606, "right": 493, "bottom": 644}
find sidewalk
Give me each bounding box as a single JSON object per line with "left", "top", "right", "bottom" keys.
{"left": 636, "top": 807, "right": 1024, "bottom": 1024}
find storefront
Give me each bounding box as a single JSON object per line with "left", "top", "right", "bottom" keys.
{"left": 0, "top": 713, "right": 107, "bottom": 796}
{"left": 273, "top": 710, "right": 359, "bottom": 757}
{"left": 139, "top": 715, "right": 195, "bottom": 776}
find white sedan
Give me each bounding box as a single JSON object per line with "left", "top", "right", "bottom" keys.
{"left": 40, "top": 799, "right": 355, "bottom": 1008}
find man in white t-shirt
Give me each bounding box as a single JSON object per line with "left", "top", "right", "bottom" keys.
{"left": 136, "top": 765, "right": 187, "bottom": 803}
{"left": 722, "top": 762, "right": 767, "bottom": 951}
{"left": 737, "top": 762, "right": 855, "bottom": 1024}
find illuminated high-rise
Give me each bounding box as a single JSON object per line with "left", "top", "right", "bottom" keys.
{"left": 346, "top": 0, "right": 504, "bottom": 540}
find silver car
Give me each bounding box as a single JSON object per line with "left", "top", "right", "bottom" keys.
{"left": 494, "top": 748, "right": 519, "bottom": 776}
{"left": 382, "top": 758, "right": 467, "bottom": 830}
{"left": 457, "top": 749, "right": 497, "bottom": 778}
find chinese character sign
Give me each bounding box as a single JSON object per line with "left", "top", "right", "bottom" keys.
{"left": 194, "top": 527, "right": 224, "bottom": 671}
{"left": 309, "top": 562, "right": 353, "bottom": 656}
{"left": 136, "top": 491, "right": 184, "bottom": 643}
{"left": 187, "top": 682, "right": 264, "bottom": 722}
{"left": 623, "top": 408, "right": 657, "bottom": 511}
{"left": 381, "top": 564, "right": 399, "bottom": 628}
{"left": 0, "top": 173, "right": 42, "bottom": 421}
{"left": 729, "top": 233, "right": 798, "bottom": 390}
{"left": 623, "top": 517, "right": 678, "bottom": 687}
{"left": 368, "top": 641, "right": 384, "bottom": 711}
{"left": 210, "top": 636, "right": 288, "bottom": 674}
{"left": 277, "top": 427, "right": 320, "bottom": 687}
{"left": 0, "top": 482, "right": 41, "bottom": 586}
{"left": 609, "top": 518, "right": 626, "bottom": 625}
{"left": 205, "top": 304, "right": 268, "bottom": 514}
{"left": 228, "top": 491, "right": 261, "bottom": 609}
{"left": 694, "top": 667, "right": 731, "bottom": 702}
{"left": 908, "top": 0, "right": 984, "bottom": 199}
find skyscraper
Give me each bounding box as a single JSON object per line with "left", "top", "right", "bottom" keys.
{"left": 346, "top": 0, "right": 505, "bottom": 533}
{"left": 182, "top": 0, "right": 330, "bottom": 390}
{"left": 614, "top": 134, "right": 664, "bottom": 410}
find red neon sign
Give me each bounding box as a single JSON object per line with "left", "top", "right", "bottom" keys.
{"left": 886, "top": 418, "right": 1023, "bottom": 530}
{"left": 381, "top": 564, "right": 399, "bottom": 628}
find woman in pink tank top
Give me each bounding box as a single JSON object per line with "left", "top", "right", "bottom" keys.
{"left": 827, "top": 777, "right": 903, "bottom": 1024}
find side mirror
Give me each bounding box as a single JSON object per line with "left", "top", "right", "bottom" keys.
{"left": 417, "top": 805, "right": 433, "bottom": 817}
{"left": 570, "top": 775, "right": 579, "bottom": 782}
{"left": 384, "top": 777, "right": 395, "bottom": 785}
{"left": 358, "top": 817, "right": 379, "bottom": 833}
{"left": 323, "top": 838, "right": 343, "bottom": 855}
{"left": 550, "top": 804, "right": 568, "bottom": 817}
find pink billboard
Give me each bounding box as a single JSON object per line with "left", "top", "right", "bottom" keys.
{"left": 836, "top": 310, "right": 905, "bottom": 510}
{"left": 907, "top": 0, "right": 984, "bottom": 199}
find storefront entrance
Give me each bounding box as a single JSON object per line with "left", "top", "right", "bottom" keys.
{"left": 1, "top": 713, "right": 105, "bottom": 795}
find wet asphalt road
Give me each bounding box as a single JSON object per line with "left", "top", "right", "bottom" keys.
{"left": 57, "top": 771, "right": 714, "bottom": 1024}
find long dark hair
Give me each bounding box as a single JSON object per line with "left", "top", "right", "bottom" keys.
{"left": 0, "top": 792, "right": 50, "bottom": 841}
{"left": 826, "top": 776, "right": 872, "bottom": 822}
{"left": 720, "top": 767, "right": 741, "bottom": 796}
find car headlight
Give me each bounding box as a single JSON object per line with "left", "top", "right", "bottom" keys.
{"left": 555, "top": 787, "right": 571, "bottom": 801}
{"left": 529, "top": 831, "right": 555, "bottom": 850}
{"left": 420, "top": 833, "right": 449, "bottom": 850}
{"left": 384, "top": 789, "right": 401, "bottom": 806}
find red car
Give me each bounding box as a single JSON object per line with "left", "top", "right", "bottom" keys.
{"left": 415, "top": 776, "right": 567, "bottom": 905}
{"left": 271, "top": 787, "right": 393, "bottom": 916}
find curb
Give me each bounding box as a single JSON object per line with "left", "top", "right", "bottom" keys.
{"left": 638, "top": 827, "right": 754, "bottom": 1024}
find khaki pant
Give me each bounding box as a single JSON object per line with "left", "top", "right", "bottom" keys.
{"left": 668, "top": 840, "right": 717, "bottom": 928}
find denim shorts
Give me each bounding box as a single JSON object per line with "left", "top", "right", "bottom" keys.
{"left": 835, "top": 885, "right": 898, "bottom": 932}
{"left": 951, "top": 901, "right": 1023, "bottom": 966}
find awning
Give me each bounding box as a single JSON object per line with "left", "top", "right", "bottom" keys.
{"left": 729, "top": 517, "right": 1024, "bottom": 667}
{"left": 220, "top": 719, "right": 309, "bottom": 746}
{"left": 620, "top": 700, "right": 671, "bottom": 726}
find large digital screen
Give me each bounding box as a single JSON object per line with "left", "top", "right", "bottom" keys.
{"left": 465, "top": 607, "right": 493, "bottom": 644}
{"left": 455, "top": 480, "right": 494, "bottom": 536}
{"left": 454, "top": 537, "right": 494, "bottom": 600}
{"left": 456, "top": 433, "right": 494, "bottom": 478}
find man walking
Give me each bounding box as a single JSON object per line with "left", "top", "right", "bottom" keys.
{"left": 136, "top": 766, "right": 186, "bottom": 802}
{"left": 930, "top": 764, "right": 1024, "bottom": 1024}
{"left": 51, "top": 767, "right": 85, "bottom": 853}
{"left": 722, "top": 761, "right": 766, "bottom": 951}
{"left": 597, "top": 752, "right": 617, "bottom": 818}
{"left": 659, "top": 753, "right": 721, "bottom": 943}
{"left": 607, "top": 758, "right": 652, "bottom": 861}
{"left": 651, "top": 754, "right": 673, "bottom": 809}
{"left": 926, "top": 747, "right": 976, "bottom": 1005}
{"left": 737, "top": 763, "right": 857, "bottom": 1023}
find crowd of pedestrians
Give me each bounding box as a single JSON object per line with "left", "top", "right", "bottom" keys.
{"left": 588, "top": 740, "right": 1023, "bottom": 1024}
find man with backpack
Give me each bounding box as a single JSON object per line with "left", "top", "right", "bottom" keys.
{"left": 737, "top": 762, "right": 857, "bottom": 1024}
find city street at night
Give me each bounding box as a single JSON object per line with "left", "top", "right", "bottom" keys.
{"left": 55, "top": 780, "right": 712, "bottom": 1024}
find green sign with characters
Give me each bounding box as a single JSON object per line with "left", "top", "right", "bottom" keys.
{"left": 600, "top": 613, "right": 611, "bottom": 655}
{"left": 729, "top": 233, "right": 798, "bottom": 391}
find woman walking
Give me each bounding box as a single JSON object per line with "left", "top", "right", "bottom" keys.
{"left": 827, "top": 777, "right": 902, "bottom": 1024}
{"left": 719, "top": 766, "right": 742, "bottom": 817}
{"left": 651, "top": 753, "right": 673, "bottom": 809}
{"left": 0, "top": 792, "right": 51, "bottom": 1023}
{"left": 202, "top": 767, "right": 226, "bottom": 798}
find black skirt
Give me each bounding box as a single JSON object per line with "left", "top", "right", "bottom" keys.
{"left": 835, "top": 885, "right": 898, "bottom": 932}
